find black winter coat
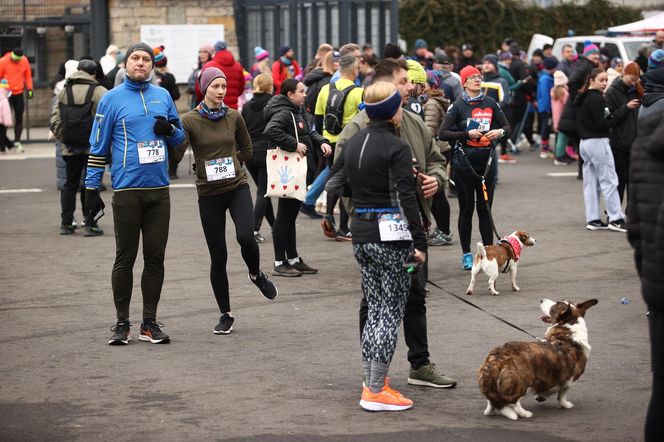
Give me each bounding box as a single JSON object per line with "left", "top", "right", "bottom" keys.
{"left": 263, "top": 94, "right": 328, "bottom": 152}
{"left": 575, "top": 89, "right": 625, "bottom": 140}
{"left": 627, "top": 111, "right": 664, "bottom": 312}
{"left": 604, "top": 79, "right": 639, "bottom": 152}
{"left": 508, "top": 57, "right": 530, "bottom": 104}
{"left": 303, "top": 68, "right": 332, "bottom": 115}
{"left": 558, "top": 57, "right": 598, "bottom": 136}
{"left": 241, "top": 92, "right": 272, "bottom": 152}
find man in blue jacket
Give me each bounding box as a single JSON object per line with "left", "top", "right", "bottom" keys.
{"left": 84, "top": 43, "right": 185, "bottom": 346}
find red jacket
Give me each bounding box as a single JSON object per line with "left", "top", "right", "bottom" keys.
{"left": 202, "top": 50, "right": 245, "bottom": 109}
{"left": 271, "top": 58, "right": 301, "bottom": 95}
{"left": 0, "top": 52, "right": 33, "bottom": 95}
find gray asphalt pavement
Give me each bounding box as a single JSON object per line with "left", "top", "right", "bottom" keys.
{"left": 0, "top": 144, "right": 649, "bottom": 441}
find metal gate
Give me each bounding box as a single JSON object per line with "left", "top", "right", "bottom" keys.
{"left": 235, "top": 0, "right": 398, "bottom": 68}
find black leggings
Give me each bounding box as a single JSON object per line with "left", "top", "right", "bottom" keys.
{"left": 272, "top": 197, "right": 301, "bottom": 262}
{"left": 9, "top": 94, "right": 24, "bottom": 142}
{"left": 431, "top": 189, "right": 450, "bottom": 235}
{"left": 454, "top": 166, "right": 496, "bottom": 253}
{"left": 245, "top": 151, "right": 275, "bottom": 232}
{"left": 198, "top": 184, "right": 260, "bottom": 313}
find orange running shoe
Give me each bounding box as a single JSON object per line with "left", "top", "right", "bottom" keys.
{"left": 359, "top": 386, "right": 413, "bottom": 411}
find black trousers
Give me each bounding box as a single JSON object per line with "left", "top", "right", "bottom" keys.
{"left": 611, "top": 147, "right": 630, "bottom": 205}
{"left": 0, "top": 125, "right": 11, "bottom": 150}
{"left": 454, "top": 165, "right": 497, "bottom": 254}
{"left": 60, "top": 154, "right": 87, "bottom": 226}
{"left": 359, "top": 259, "right": 430, "bottom": 370}
{"left": 509, "top": 101, "right": 528, "bottom": 144}
{"left": 245, "top": 151, "right": 275, "bottom": 232}
{"left": 198, "top": 184, "right": 260, "bottom": 313}
{"left": 272, "top": 197, "right": 301, "bottom": 261}
{"left": 9, "top": 94, "right": 24, "bottom": 142}
{"left": 111, "top": 188, "right": 170, "bottom": 322}
{"left": 431, "top": 189, "right": 450, "bottom": 235}
{"left": 646, "top": 309, "right": 664, "bottom": 441}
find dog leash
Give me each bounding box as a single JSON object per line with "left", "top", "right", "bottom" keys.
{"left": 457, "top": 144, "right": 502, "bottom": 241}
{"left": 426, "top": 279, "right": 543, "bottom": 342}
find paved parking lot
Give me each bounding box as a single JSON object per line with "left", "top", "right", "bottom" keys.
{"left": 0, "top": 144, "right": 650, "bottom": 441}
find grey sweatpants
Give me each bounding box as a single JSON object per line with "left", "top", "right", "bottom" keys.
{"left": 353, "top": 242, "right": 411, "bottom": 365}
{"left": 579, "top": 138, "right": 625, "bottom": 223}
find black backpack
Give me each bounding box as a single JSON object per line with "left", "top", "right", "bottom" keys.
{"left": 323, "top": 82, "right": 356, "bottom": 135}
{"left": 58, "top": 83, "right": 96, "bottom": 150}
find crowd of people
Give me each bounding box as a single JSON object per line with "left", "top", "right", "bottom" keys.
{"left": 20, "top": 27, "right": 661, "bottom": 421}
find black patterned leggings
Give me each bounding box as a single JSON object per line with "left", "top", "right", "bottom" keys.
{"left": 353, "top": 242, "right": 411, "bottom": 365}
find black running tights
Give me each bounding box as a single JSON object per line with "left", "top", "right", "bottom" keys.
{"left": 453, "top": 166, "right": 496, "bottom": 254}
{"left": 198, "top": 184, "right": 260, "bottom": 313}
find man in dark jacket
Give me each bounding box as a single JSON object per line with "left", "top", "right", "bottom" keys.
{"left": 640, "top": 67, "right": 664, "bottom": 120}
{"left": 507, "top": 43, "right": 531, "bottom": 146}
{"left": 627, "top": 110, "right": 664, "bottom": 442}
{"left": 455, "top": 43, "right": 480, "bottom": 72}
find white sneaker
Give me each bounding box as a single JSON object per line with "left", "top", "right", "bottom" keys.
{"left": 15, "top": 142, "right": 24, "bottom": 153}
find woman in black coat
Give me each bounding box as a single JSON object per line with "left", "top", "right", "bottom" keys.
{"left": 241, "top": 73, "right": 275, "bottom": 243}
{"left": 604, "top": 61, "right": 643, "bottom": 204}
{"left": 263, "top": 79, "right": 331, "bottom": 276}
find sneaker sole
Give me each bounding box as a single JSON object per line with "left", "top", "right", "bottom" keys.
{"left": 608, "top": 225, "right": 627, "bottom": 233}
{"left": 586, "top": 225, "right": 608, "bottom": 231}
{"left": 359, "top": 400, "right": 413, "bottom": 411}
{"left": 108, "top": 336, "right": 131, "bottom": 345}
{"left": 272, "top": 270, "right": 302, "bottom": 277}
{"left": 213, "top": 326, "right": 233, "bottom": 335}
{"left": 407, "top": 377, "right": 457, "bottom": 388}
{"left": 138, "top": 334, "right": 170, "bottom": 344}
{"left": 335, "top": 236, "right": 352, "bottom": 242}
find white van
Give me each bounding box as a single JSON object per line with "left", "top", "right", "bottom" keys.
{"left": 551, "top": 35, "right": 651, "bottom": 62}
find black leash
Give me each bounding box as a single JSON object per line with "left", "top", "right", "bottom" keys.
{"left": 457, "top": 144, "right": 502, "bottom": 241}
{"left": 426, "top": 279, "right": 542, "bottom": 341}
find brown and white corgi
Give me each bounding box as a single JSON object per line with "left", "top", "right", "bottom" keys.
{"left": 477, "top": 298, "right": 598, "bottom": 420}
{"left": 466, "top": 231, "right": 536, "bottom": 296}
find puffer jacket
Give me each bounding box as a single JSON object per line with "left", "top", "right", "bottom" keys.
{"left": 558, "top": 57, "right": 597, "bottom": 136}
{"left": 423, "top": 94, "right": 451, "bottom": 153}
{"left": 604, "top": 78, "right": 639, "bottom": 152}
{"left": 50, "top": 70, "right": 107, "bottom": 155}
{"left": 639, "top": 85, "right": 664, "bottom": 121}
{"left": 628, "top": 111, "right": 664, "bottom": 311}
{"left": 85, "top": 76, "right": 185, "bottom": 191}
{"left": 0, "top": 89, "right": 12, "bottom": 127}
{"left": 263, "top": 94, "right": 328, "bottom": 152}
{"left": 203, "top": 50, "right": 245, "bottom": 110}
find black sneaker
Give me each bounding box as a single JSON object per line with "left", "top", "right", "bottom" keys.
{"left": 109, "top": 321, "right": 131, "bottom": 345}
{"left": 139, "top": 321, "right": 170, "bottom": 344}
{"left": 272, "top": 263, "right": 302, "bottom": 277}
{"left": 84, "top": 224, "right": 104, "bottom": 237}
{"left": 335, "top": 229, "right": 352, "bottom": 242}
{"left": 291, "top": 258, "right": 318, "bottom": 274}
{"left": 254, "top": 231, "right": 265, "bottom": 243}
{"left": 250, "top": 271, "right": 278, "bottom": 300}
{"left": 60, "top": 224, "right": 75, "bottom": 235}
{"left": 214, "top": 313, "right": 234, "bottom": 334}
{"left": 608, "top": 219, "right": 627, "bottom": 233}
{"left": 300, "top": 203, "right": 323, "bottom": 219}
{"left": 586, "top": 219, "right": 608, "bottom": 231}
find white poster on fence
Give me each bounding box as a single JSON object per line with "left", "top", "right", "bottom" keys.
{"left": 140, "top": 25, "right": 224, "bottom": 84}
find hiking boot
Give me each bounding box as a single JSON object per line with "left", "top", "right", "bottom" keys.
{"left": 300, "top": 203, "right": 323, "bottom": 219}
{"left": 84, "top": 224, "right": 104, "bottom": 237}
{"left": 214, "top": 313, "right": 234, "bottom": 334}
{"left": 335, "top": 229, "right": 352, "bottom": 242}
{"left": 407, "top": 363, "right": 457, "bottom": 388}
{"left": 250, "top": 271, "right": 278, "bottom": 300}
{"left": 461, "top": 252, "right": 473, "bottom": 270}
{"left": 359, "top": 386, "right": 413, "bottom": 412}
{"left": 109, "top": 321, "right": 131, "bottom": 345}
{"left": 272, "top": 263, "right": 302, "bottom": 277}
{"left": 498, "top": 153, "right": 517, "bottom": 164}
{"left": 254, "top": 231, "right": 265, "bottom": 243}
{"left": 60, "top": 224, "right": 75, "bottom": 235}
{"left": 139, "top": 320, "right": 170, "bottom": 344}
{"left": 608, "top": 218, "right": 627, "bottom": 233}
{"left": 321, "top": 215, "right": 337, "bottom": 239}
{"left": 586, "top": 219, "right": 608, "bottom": 231}
{"left": 291, "top": 259, "right": 318, "bottom": 274}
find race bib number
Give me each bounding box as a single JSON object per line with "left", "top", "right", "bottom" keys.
{"left": 204, "top": 157, "right": 236, "bottom": 181}
{"left": 378, "top": 213, "right": 413, "bottom": 242}
{"left": 137, "top": 140, "right": 165, "bottom": 164}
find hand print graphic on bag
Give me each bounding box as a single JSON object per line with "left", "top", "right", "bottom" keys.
{"left": 266, "top": 112, "right": 307, "bottom": 200}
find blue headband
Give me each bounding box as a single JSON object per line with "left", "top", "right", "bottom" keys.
{"left": 365, "top": 91, "right": 402, "bottom": 120}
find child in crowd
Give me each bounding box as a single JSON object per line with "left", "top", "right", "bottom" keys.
{"left": 536, "top": 57, "right": 558, "bottom": 158}
{"left": 550, "top": 71, "right": 577, "bottom": 165}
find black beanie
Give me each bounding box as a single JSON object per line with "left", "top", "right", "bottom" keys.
{"left": 77, "top": 60, "right": 98, "bottom": 76}
{"left": 124, "top": 42, "right": 155, "bottom": 65}
{"left": 383, "top": 43, "right": 402, "bottom": 59}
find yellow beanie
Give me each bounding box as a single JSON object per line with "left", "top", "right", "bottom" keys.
{"left": 406, "top": 59, "right": 427, "bottom": 85}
